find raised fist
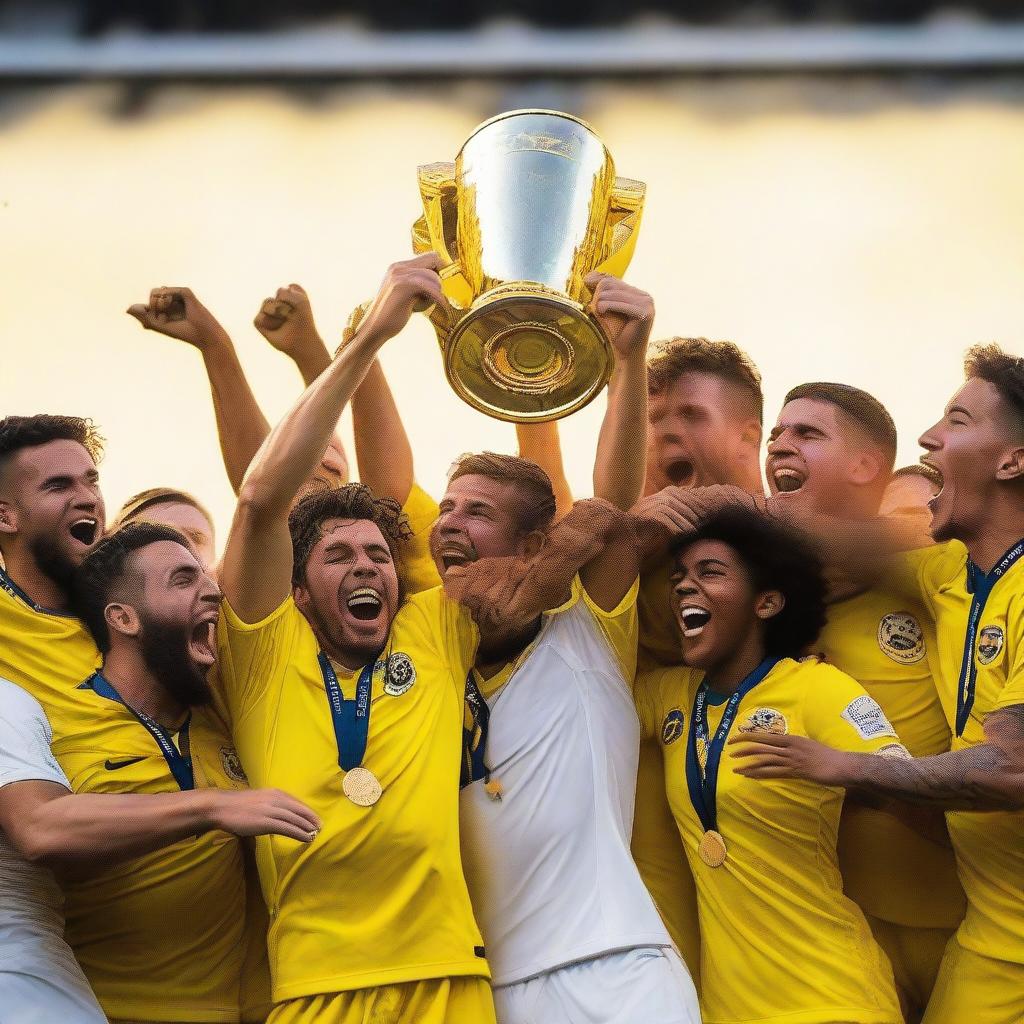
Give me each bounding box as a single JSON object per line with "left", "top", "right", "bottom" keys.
{"left": 584, "top": 273, "right": 654, "bottom": 361}
{"left": 254, "top": 283, "right": 322, "bottom": 356}
{"left": 127, "top": 287, "right": 228, "bottom": 352}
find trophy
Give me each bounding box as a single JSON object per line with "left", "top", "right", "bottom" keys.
{"left": 412, "top": 109, "right": 645, "bottom": 422}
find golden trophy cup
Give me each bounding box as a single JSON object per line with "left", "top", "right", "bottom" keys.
{"left": 412, "top": 109, "right": 645, "bottom": 422}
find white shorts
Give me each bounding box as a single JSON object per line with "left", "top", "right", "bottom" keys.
{"left": 493, "top": 946, "right": 701, "bottom": 1024}
{"left": 0, "top": 967, "right": 108, "bottom": 1024}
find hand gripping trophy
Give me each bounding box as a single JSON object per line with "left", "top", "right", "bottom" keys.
{"left": 410, "top": 109, "right": 645, "bottom": 423}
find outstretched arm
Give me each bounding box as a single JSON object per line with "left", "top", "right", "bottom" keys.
{"left": 254, "top": 283, "right": 350, "bottom": 484}
{"left": 128, "top": 287, "right": 271, "bottom": 496}
{"left": 444, "top": 497, "right": 635, "bottom": 634}
{"left": 220, "top": 255, "right": 449, "bottom": 624}
{"left": 730, "top": 705, "right": 1024, "bottom": 812}
{"left": 588, "top": 272, "right": 652, "bottom": 514}
{"left": 0, "top": 780, "right": 319, "bottom": 881}
{"left": 516, "top": 423, "right": 573, "bottom": 521}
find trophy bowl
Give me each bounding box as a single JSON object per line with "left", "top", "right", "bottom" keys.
{"left": 413, "top": 109, "right": 645, "bottom": 423}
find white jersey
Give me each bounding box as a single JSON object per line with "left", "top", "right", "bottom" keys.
{"left": 459, "top": 579, "right": 674, "bottom": 987}
{"left": 0, "top": 678, "right": 108, "bottom": 1023}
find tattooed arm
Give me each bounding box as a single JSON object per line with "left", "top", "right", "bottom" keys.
{"left": 729, "top": 705, "right": 1024, "bottom": 812}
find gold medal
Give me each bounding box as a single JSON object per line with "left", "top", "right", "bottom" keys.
{"left": 698, "top": 829, "right": 727, "bottom": 868}
{"left": 342, "top": 766, "right": 382, "bottom": 806}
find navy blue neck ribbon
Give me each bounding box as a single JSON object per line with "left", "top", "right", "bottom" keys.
{"left": 955, "top": 538, "right": 1024, "bottom": 737}
{"left": 84, "top": 671, "right": 194, "bottom": 790}
{"left": 461, "top": 673, "right": 492, "bottom": 789}
{"left": 318, "top": 653, "right": 373, "bottom": 773}
{"left": 0, "top": 565, "right": 74, "bottom": 618}
{"left": 685, "top": 656, "right": 781, "bottom": 835}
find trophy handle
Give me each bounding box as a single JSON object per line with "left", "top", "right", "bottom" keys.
{"left": 412, "top": 161, "right": 474, "bottom": 314}
{"left": 593, "top": 176, "right": 646, "bottom": 280}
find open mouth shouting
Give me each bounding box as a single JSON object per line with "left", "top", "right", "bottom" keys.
{"left": 68, "top": 516, "right": 99, "bottom": 546}
{"left": 346, "top": 586, "right": 384, "bottom": 622}
{"left": 921, "top": 458, "right": 945, "bottom": 510}
{"left": 188, "top": 612, "right": 219, "bottom": 668}
{"left": 770, "top": 466, "right": 805, "bottom": 494}
{"left": 663, "top": 458, "right": 696, "bottom": 488}
{"left": 436, "top": 542, "right": 476, "bottom": 572}
{"left": 678, "top": 604, "right": 712, "bottom": 638}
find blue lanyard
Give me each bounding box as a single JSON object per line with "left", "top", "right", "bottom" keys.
{"left": 84, "top": 672, "right": 194, "bottom": 791}
{"left": 0, "top": 566, "right": 75, "bottom": 618}
{"left": 318, "top": 653, "right": 373, "bottom": 772}
{"left": 955, "top": 539, "right": 1024, "bottom": 737}
{"left": 685, "top": 657, "right": 780, "bottom": 834}
{"left": 461, "top": 672, "right": 492, "bottom": 789}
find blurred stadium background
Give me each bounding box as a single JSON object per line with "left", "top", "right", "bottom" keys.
{"left": 1, "top": 1, "right": 1022, "bottom": 542}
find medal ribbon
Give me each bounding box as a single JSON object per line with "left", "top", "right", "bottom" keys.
{"left": 685, "top": 656, "right": 781, "bottom": 834}
{"left": 0, "top": 566, "right": 74, "bottom": 617}
{"left": 318, "top": 653, "right": 373, "bottom": 772}
{"left": 461, "top": 672, "right": 492, "bottom": 789}
{"left": 954, "top": 538, "right": 1024, "bottom": 738}
{"left": 84, "top": 672, "right": 194, "bottom": 791}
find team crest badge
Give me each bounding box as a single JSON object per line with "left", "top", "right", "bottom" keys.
{"left": 383, "top": 652, "right": 417, "bottom": 696}
{"left": 738, "top": 707, "right": 788, "bottom": 735}
{"left": 976, "top": 626, "right": 1004, "bottom": 667}
{"left": 661, "top": 709, "right": 685, "bottom": 745}
{"left": 877, "top": 612, "right": 926, "bottom": 665}
{"left": 220, "top": 747, "right": 248, "bottom": 784}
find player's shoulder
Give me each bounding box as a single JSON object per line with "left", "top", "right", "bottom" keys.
{"left": 0, "top": 676, "right": 48, "bottom": 726}
{"left": 910, "top": 540, "right": 968, "bottom": 588}
{"left": 635, "top": 663, "right": 693, "bottom": 704}
{"left": 780, "top": 655, "right": 864, "bottom": 700}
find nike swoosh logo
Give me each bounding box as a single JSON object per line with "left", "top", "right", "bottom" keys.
{"left": 104, "top": 757, "right": 145, "bottom": 771}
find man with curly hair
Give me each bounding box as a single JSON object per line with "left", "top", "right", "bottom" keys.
{"left": 216, "top": 254, "right": 610, "bottom": 1024}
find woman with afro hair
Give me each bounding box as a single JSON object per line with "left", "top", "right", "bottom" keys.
{"left": 634, "top": 507, "right": 904, "bottom": 1024}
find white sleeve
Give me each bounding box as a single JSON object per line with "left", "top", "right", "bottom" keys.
{"left": 0, "top": 678, "right": 70, "bottom": 790}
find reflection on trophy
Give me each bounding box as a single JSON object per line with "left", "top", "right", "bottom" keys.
{"left": 412, "top": 109, "right": 645, "bottom": 422}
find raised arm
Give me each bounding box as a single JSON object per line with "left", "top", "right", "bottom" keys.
{"left": 730, "top": 705, "right": 1024, "bottom": 812}
{"left": 254, "top": 283, "right": 350, "bottom": 483}
{"left": 587, "top": 272, "right": 652, "bottom": 513}
{"left": 0, "top": 780, "right": 319, "bottom": 881}
{"left": 516, "top": 423, "right": 573, "bottom": 521}
{"left": 220, "top": 255, "right": 449, "bottom": 623}
{"left": 128, "top": 287, "right": 271, "bottom": 495}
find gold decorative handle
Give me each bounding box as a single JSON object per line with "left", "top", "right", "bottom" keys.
{"left": 412, "top": 161, "right": 473, "bottom": 314}
{"left": 593, "top": 176, "right": 646, "bottom": 279}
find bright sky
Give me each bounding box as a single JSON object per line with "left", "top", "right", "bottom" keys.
{"left": 3, "top": 78, "right": 1023, "bottom": 550}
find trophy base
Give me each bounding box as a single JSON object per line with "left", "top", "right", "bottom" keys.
{"left": 444, "top": 283, "right": 613, "bottom": 423}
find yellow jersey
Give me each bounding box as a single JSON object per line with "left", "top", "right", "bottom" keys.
{"left": 635, "top": 658, "right": 902, "bottom": 1024}
{"left": 401, "top": 483, "right": 442, "bottom": 596}
{"left": 907, "top": 540, "right": 1024, "bottom": 964}
{"left": 57, "top": 680, "right": 250, "bottom": 1023}
{"left": 817, "top": 589, "right": 965, "bottom": 929}
{"left": 0, "top": 566, "right": 100, "bottom": 741}
{"left": 634, "top": 568, "right": 701, "bottom": 977}
{"left": 216, "top": 588, "right": 488, "bottom": 1002}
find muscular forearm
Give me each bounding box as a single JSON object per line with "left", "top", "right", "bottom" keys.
{"left": 239, "top": 332, "right": 384, "bottom": 517}
{"left": 201, "top": 337, "right": 272, "bottom": 495}
{"left": 25, "top": 790, "right": 219, "bottom": 879}
{"left": 516, "top": 422, "right": 573, "bottom": 521}
{"left": 836, "top": 743, "right": 1024, "bottom": 812}
{"left": 287, "top": 336, "right": 332, "bottom": 388}
{"left": 352, "top": 359, "right": 414, "bottom": 505}
{"left": 593, "top": 349, "right": 648, "bottom": 511}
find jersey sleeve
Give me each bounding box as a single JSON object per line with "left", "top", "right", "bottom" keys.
{"left": 580, "top": 575, "right": 640, "bottom": 682}
{"left": 400, "top": 483, "right": 442, "bottom": 597}
{"left": 0, "top": 679, "right": 70, "bottom": 790}
{"left": 803, "top": 664, "right": 906, "bottom": 755}
{"left": 633, "top": 669, "right": 664, "bottom": 741}
{"left": 217, "top": 596, "right": 305, "bottom": 722}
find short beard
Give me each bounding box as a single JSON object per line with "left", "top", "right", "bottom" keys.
{"left": 29, "top": 534, "right": 77, "bottom": 593}
{"left": 139, "top": 617, "right": 212, "bottom": 710}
